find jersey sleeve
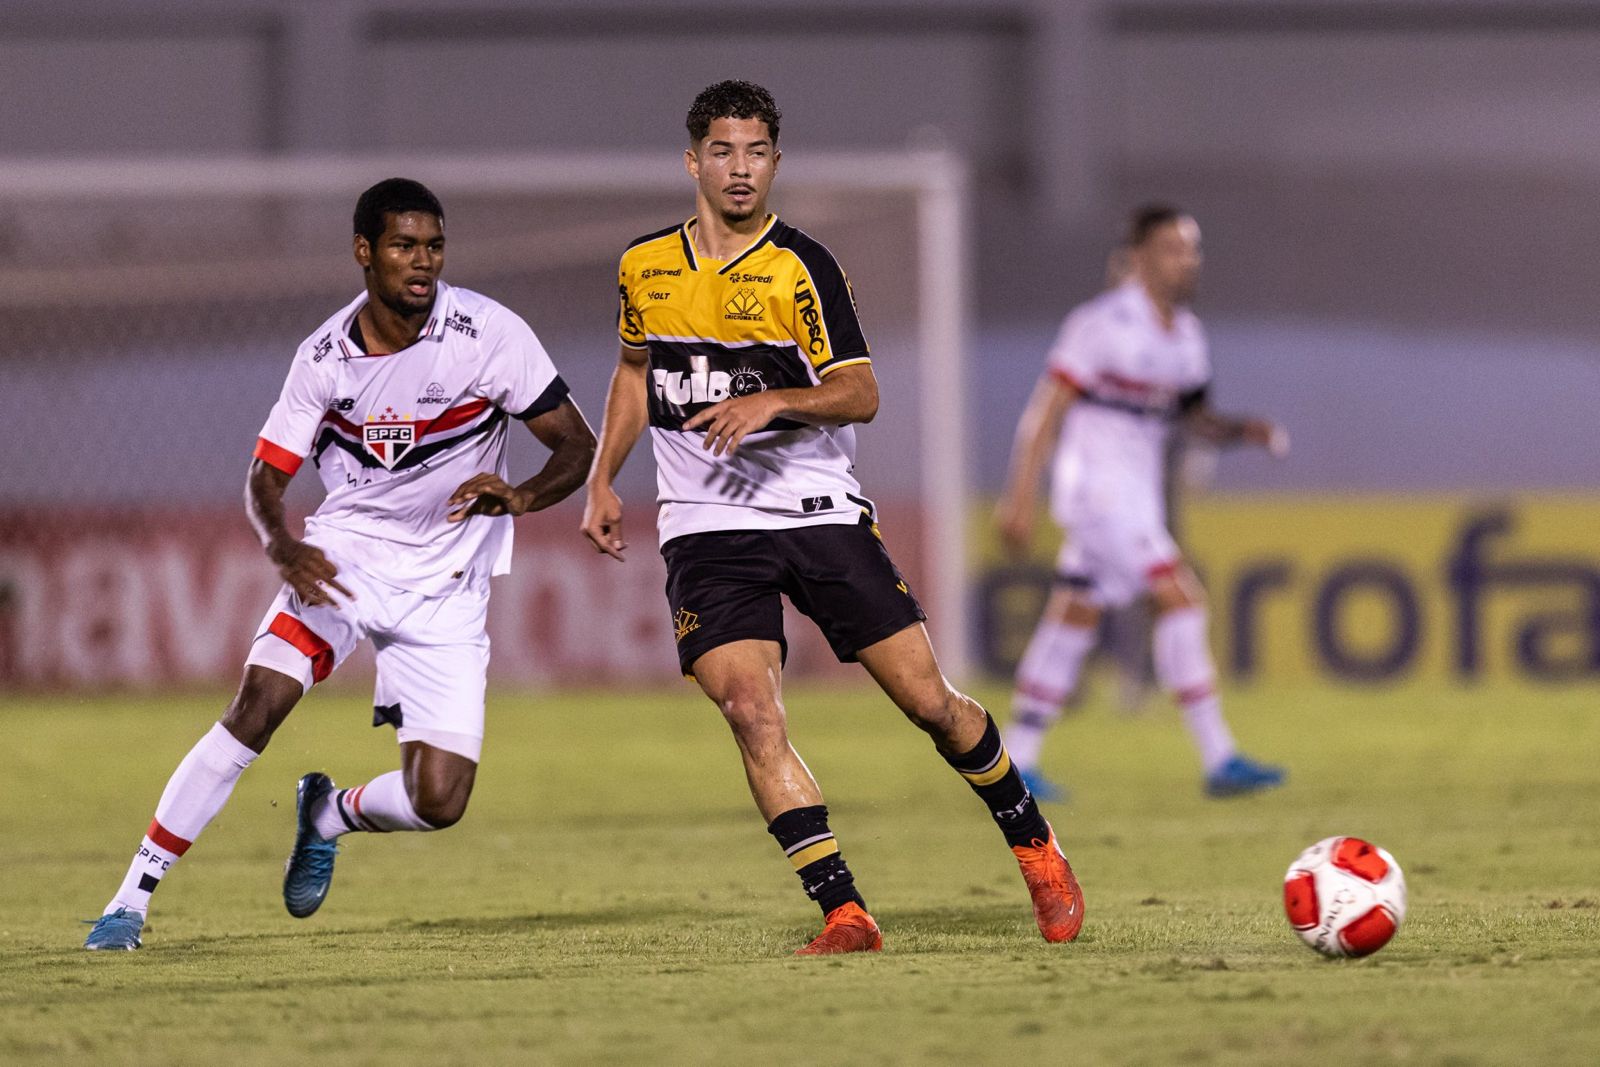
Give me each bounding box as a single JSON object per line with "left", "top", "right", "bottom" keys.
{"left": 616, "top": 257, "right": 647, "bottom": 351}
{"left": 480, "top": 307, "right": 569, "bottom": 421}
{"left": 253, "top": 346, "right": 332, "bottom": 477}
{"left": 1044, "top": 308, "right": 1103, "bottom": 391}
{"left": 788, "top": 246, "right": 871, "bottom": 376}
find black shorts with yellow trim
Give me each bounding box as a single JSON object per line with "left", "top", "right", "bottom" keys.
{"left": 661, "top": 515, "right": 927, "bottom": 677}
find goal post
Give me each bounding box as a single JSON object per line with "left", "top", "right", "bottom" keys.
{"left": 0, "top": 150, "right": 973, "bottom": 684}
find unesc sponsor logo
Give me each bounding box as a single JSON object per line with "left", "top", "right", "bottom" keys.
{"left": 793, "top": 286, "right": 825, "bottom": 354}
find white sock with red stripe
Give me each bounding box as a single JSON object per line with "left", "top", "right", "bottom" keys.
{"left": 1006, "top": 619, "right": 1097, "bottom": 771}
{"left": 1153, "top": 606, "right": 1237, "bottom": 774}
{"left": 312, "top": 770, "right": 435, "bottom": 838}
{"left": 104, "top": 722, "right": 258, "bottom": 916}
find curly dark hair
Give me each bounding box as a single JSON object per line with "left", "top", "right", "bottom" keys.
{"left": 353, "top": 178, "right": 443, "bottom": 246}
{"left": 686, "top": 80, "right": 781, "bottom": 145}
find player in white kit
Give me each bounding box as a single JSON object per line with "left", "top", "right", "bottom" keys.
{"left": 996, "top": 205, "right": 1287, "bottom": 800}
{"left": 84, "top": 179, "right": 595, "bottom": 950}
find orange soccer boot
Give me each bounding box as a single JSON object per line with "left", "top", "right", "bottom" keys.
{"left": 1012, "top": 829, "right": 1085, "bottom": 943}
{"left": 794, "top": 901, "right": 884, "bottom": 956}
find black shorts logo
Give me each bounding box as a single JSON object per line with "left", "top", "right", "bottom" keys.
{"left": 674, "top": 608, "right": 701, "bottom": 642}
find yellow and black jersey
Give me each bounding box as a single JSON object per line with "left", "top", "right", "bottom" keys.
{"left": 617, "top": 215, "right": 876, "bottom": 543}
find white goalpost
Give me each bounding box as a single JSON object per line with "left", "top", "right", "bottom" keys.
{"left": 0, "top": 150, "right": 974, "bottom": 679}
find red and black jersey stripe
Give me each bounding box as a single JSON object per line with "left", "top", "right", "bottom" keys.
{"left": 311, "top": 400, "right": 503, "bottom": 471}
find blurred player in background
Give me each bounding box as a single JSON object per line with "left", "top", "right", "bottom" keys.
{"left": 84, "top": 179, "right": 595, "bottom": 950}
{"left": 996, "top": 205, "right": 1287, "bottom": 800}
{"left": 584, "top": 81, "right": 1083, "bottom": 954}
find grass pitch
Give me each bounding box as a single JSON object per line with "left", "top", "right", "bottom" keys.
{"left": 6, "top": 678, "right": 1599, "bottom": 1065}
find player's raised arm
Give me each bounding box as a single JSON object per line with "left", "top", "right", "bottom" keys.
{"left": 996, "top": 371, "right": 1078, "bottom": 556}
{"left": 582, "top": 342, "right": 652, "bottom": 560}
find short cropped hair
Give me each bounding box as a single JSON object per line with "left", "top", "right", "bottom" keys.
{"left": 354, "top": 178, "right": 444, "bottom": 246}
{"left": 686, "top": 81, "right": 782, "bottom": 145}
{"left": 1127, "top": 203, "right": 1185, "bottom": 247}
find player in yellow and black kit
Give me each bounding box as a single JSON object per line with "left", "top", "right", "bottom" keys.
{"left": 583, "top": 81, "right": 1084, "bottom": 954}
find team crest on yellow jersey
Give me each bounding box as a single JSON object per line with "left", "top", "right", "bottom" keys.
{"left": 725, "top": 287, "right": 766, "bottom": 321}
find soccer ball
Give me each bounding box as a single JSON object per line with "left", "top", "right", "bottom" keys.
{"left": 1283, "top": 836, "right": 1407, "bottom": 958}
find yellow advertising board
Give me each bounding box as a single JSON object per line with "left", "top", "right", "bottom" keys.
{"left": 974, "top": 494, "right": 1600, "bottom": 687}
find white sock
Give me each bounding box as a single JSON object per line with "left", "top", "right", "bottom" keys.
{"left": 312, "top": 770, "right": 436, "bottom": 836}
{"left": 105, "top": 722, "right": 258, "bottom": 916}
{"left": 1006, "top": 619, "right": 1097, "bottom": 770}
{"left": 1153, "top": 607, "right": 1237, "bottom": 774}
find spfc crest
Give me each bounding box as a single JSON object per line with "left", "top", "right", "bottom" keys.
{"left": 364, "top": 408, "right": 416, "bottom": 469}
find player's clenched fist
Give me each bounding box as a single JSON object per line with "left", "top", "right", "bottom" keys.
{"left": 447, "top": 472, "right": 532, "bottom": 522}
{"left": 265, "top": 538, "right": 352, "bottom": 606}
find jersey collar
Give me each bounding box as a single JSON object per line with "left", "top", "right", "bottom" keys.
{"left": 680, "top": 214, "right": 778, "bottom": 275}
{"left": 336, "top": 281, "right": 452, "bottom": 357}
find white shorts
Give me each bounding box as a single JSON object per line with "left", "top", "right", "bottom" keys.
{"left": 1054, "top": 513, "right": 1182, "bottom": 610}
{"left": 245, "top": 554, "right": 491, "bottom": 762}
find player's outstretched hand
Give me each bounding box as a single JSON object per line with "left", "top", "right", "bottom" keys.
{"left": 683, "top": 393, "right": 782, "bottom": 457}
{"left": 1243, "top": 419, "right": 1290, "bottom": 459}
{"left": 267, "top": 539, "right": 353, "bottom": 606}
{"left": 447, "top": 473, "right": 532, "bottom": 522}
{"left": 581, "top": 483, "right": 627, "bottom": 561}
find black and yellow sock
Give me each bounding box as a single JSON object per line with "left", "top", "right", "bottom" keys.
{"left": 767, "top": 804, "right": 866, "bottom": 918}
{"left": 945, "top": 712, "right": 1052, "bottom": 848}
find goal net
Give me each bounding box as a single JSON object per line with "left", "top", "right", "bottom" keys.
{"left": 0, "top": 152, "right": 971, "bottom": 689}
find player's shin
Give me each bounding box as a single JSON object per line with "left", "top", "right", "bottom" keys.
{"left": 1007, "top": 619, "right": 1097, "bottom": 770}
{"left": 1153, "top": 606, "right": 1237, "bottom": 774}
{"left": 943, "top": 712, "right": 1052, "bottom": 847}
{"left": 767, "top": 805, "right": 867, "bottom": 918}
{"left": 104, "top": 722, "right": 259, "bottom": 917}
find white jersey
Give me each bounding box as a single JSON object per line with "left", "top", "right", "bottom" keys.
{"left": 1046, "top": 280, "right": 1211, "bottom": 528}
{"left": 253, "top": 281, "right": 568, "bottom": 597}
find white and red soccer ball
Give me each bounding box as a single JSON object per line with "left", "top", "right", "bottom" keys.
{"left": 1283, "top": 836, "right": 1407, "bottom": 958}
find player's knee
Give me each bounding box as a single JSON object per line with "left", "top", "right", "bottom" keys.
{"left": 409, "top": 781, "right": 471, "bottom": 829}
{"left": 898, "top": 681, "right": 966, "bottom": 735}
{"left": 220, "top": 670, "right": 301, "bottom": 752}
{"left": 1152, "top": 566, "right": 1207, "bottom": 614}
{"left": 716, "top": 690, "right": 787, "bottom": 748}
